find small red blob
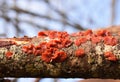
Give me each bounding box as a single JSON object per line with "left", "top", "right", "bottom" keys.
{"left": 11, "top": 41, "right": 17, "bottom": 45}
{"left": 83, "top": 30, "right": 93, "bottom": 36}
{"left": 104, "top": 36, "right": 117, "bottom": 46}
{"left": 96, "top": 30, "right": 105, "bottom": 36}
{"left": 107, "top": 56, "right": 117, "bottom": 61}
{"left": 104, "top": 51, "right": 117, "bottom": 61}
{"left": 61, "top": 32, "right": 69, "bottom": 38}
{"left": 52, "top": 51, "right": 67, "bottom": 62}
{"left": 34, "top": 50, "right": 41, "bottom": 56}
{"left": 96, "top": 30, "right": 111, "bottom": 36}
{"left": 47, "top": 40, "right": 58, "bottom": 48}
{"left": 71, "top": 31, "right": 83, "bottom": 37}
{"left": 62, "top": 39, "right": 72, "bottom": 47}
{"left": 75, "top": 37, "right": 87, "bottom": 46}
{"left": 104, "top": 52, "right": 113, "bottom": 57}
{"left": 75, "top": 48, "right": 85, "bottom": 57}
{"left": 22, "top": 45, "right": 29, "bottom": 53}
{"left": 53, "top": 39, "right": 61, "bottom": 44}
{"left": 48, "top": 31, "right": 58, "bottom": 39}
{"left": 22, "top": 44, "right": 36, "bottom": 55}
{"left": 47, "top": 31, "right": 69, "bottom": 39}
{"left": 48, "top": 48, "right": 58, "bottom": 53}
{"left": 41, "top": 51, "right": 53, "bottom": 63}
{"left": 38, "top": 31, "right": 48, "bottom": 37}
{"left": 5, "top": 51, "right": 13, "bottom": 59}
{"left": 28, "top": 44, "right": 34, "bottom": 49}
{"left": 91, "top": 36, "right": 102, "bottom": 44}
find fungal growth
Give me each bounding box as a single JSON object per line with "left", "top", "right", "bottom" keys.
{"left": 22, "top": 31, "right": 72, "bottom": 63}
{"left": 21, "top": 30, "right": 119, "bottom": 63}
{"left": 75, "top": 48, "right": 85, "bottom": 57}
{"left": 104, "top": 51, "right": 117, "bottom": 61}
{"left": 5, "top": 51, "right": 13, "bottom": 59}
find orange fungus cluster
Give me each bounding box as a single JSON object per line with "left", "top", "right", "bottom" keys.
{"left": 22, "top": 29, "right": 119, "bottom": 62}
{"left": 22, "top": 31, "right": 72, "bottom": 63}
{"left": 104, "top": 36, "right": 117, "bottom": 46}
{"left": 74, "top": 37, "right": 87, "bottom": 46}
{"left": 73, "top": 29, "right": 118, "bottom": 46}
{"left": 72, "top": 29, "right": 119, "bottom": 61}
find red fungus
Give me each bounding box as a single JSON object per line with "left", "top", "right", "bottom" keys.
{"left": 48, "top": 31, "right": 58, "bottom": 39}
{"left": 62, "top": 38, "right": 72, "bottom": 47}
{"left": 107, "top": 56, "right": 117, "bottom": 61}
{"left": 75, "top": 48, "right": 85, "bottom": 57}
{"left": 104, "top": 52, "right": 117, "bottom": 61}
{"left": 22, "top": 45, "right": 29, "bottom": 53}
{"left": 61, "top": 32, "right": 69, "bottom": 38}
{"left": 83, "top": 29, "right": 93, "bottom": 36}
{"left": 39, "top": 42, "right": 47, "bottom": 49}
{"left": 5, "top": 51, "right": 13, "bottom": 59}
{"left": 34, "top": 50, "right": 41, "bottom": 56}
{"left": 75, "top": 37, "right": 87, "bottom": 46}
{"left": 48, "top": 48, "right": 58, "bottom": 53}
{"left": 47, "top": 40, "right": 58, "bottom": 48}
{"left": 41, "top": 51, "right": 53, "bottom": 63}
{"left": 49, "top": 39, "right": 63, "bottom": 48}
{"left": 104, "top": 52, "right": 112, "bottom": 57}
{"left": 71, "top": 31, "right": 84, "bottom": 37}
{"left": 53, "top": 39, "right": 61, "bottom": 44}
{"left": 104, "top": 36, "right": 117, "bottom": 46}
{"left": 96, "top": 30, "right": 111, "bottom": 36}
{"left": 22, "top": 44, "right": 36, "bottom": 55}
{"left": 91, "top": 36, "right": 102, "bottom": 44}
{"left": 52, "top": 51, "right": 67, "bottom": 62}
{"left": 28, "top": 44, "right": 34, "bottom": 49}
{"left": 38, "top": 31, "right": 50, "bottom": 37}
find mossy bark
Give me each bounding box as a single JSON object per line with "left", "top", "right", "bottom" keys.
{"left": 0, "top": 36, "right": 120, "bottom": 79}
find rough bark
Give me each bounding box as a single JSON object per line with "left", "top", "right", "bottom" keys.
{"left": 0, "top": 30, "right": 120, "bottom": 79}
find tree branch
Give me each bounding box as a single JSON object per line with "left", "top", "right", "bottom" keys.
{"left": 44, "top": 0, "right": 84, "bottom": 30}
{"left": 111, "top": 0, "right": 116, "bottom": 25}
{"left": 10, "top": 6, "right": 84, "bottom": 30}
{"left": 0, "top": 29, "right": 120, "bottom": 79}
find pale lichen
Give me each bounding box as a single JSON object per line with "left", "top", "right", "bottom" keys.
{"left": 103, "top": 45, "right": 113, "bottom": 52}
{"left": 10, "top": 45, "right": 23, "bottom": 60}
{"left": 95, "top": 46, "right": 103, "bottom": 55}
{"left": 87, "top": 53, "right": 95, "bottom": 64}
{"left": 113, "top": 45, "right": 120, "bottom": 60}
{"left": 0, "top": 48, "right": 7, "bottom": 59}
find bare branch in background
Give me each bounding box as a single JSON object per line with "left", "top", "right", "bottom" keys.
{"left": 0, "top": 33, "right": 6, "bottom": 37}
{"left": 44, "top": 0, "right": 84, "bottom": 30}
{"left": 111, "top": 0, "right": 116, "bottom": 25}
{"left": 11, "top": 6, "right": 84, "bottom": 30}
{"left": 0, "top": 0, "right": 85, "bottom": 37}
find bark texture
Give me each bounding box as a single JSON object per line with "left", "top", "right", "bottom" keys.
{"left": 0, "top": 30, "right": 120, "bottom": 79}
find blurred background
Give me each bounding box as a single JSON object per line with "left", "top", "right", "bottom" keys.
{"left": 0, "top": 0, "right": 120, "bottom": 82}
